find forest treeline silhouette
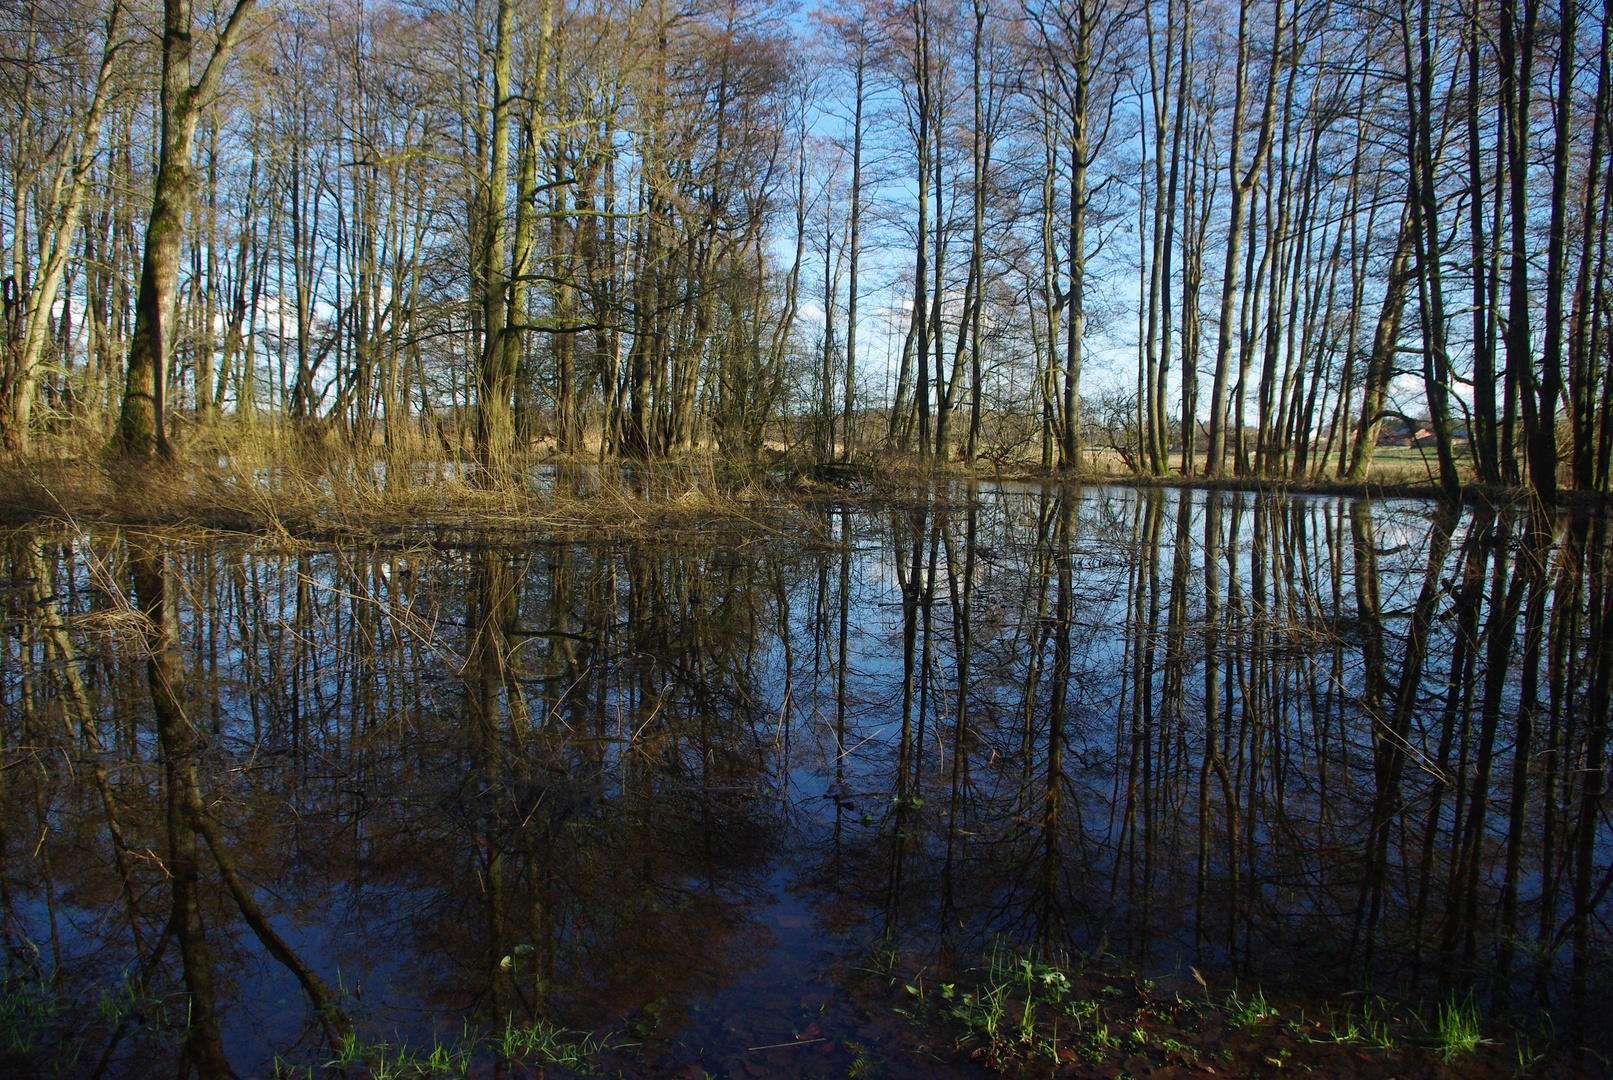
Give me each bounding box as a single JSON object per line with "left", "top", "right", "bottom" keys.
{"left": 3, "top": 0, "right": 1613, "bottom": 500}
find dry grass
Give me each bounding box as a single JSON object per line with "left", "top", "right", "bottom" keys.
{"left": 0, "top": 420, "right": 1570, "bottom": 543}
{"left": 0, "top": 425, "right": 832, "bottom": 545}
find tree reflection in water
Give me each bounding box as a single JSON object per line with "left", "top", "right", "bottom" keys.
{"left": 2, "top": 485, "right": 1610, "bottom": 1074}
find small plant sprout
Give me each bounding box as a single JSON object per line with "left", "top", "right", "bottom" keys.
{"left": 1039, "top": 968, "right": 1070, "bottom": 1002}
{"left": 1158, "top": 1036, "right": 1195, "bottom": 1061}
{"left": 980, "top": 981, "right": 1008, "bottom": 1039}
{"left": 1226, "top": 986, "right": 1277, "bottom": 1028}
{"left": 844, "top": 1039, "right": 879, "bottom": 1078}
{"left": 324, "top": 1032, "right": 363, "bottom": 1070}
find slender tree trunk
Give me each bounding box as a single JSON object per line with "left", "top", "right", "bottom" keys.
{"left": 1531, "top": 0, "right": 1574, "bottom": 502}
{"left": 475, "top": 0, "right": 516, "bottom": 471}
{"left": 1347, "top": 215, "right": 1415, "bottom": 480}
{"left": 1498, "top": 0, "right": 1539, "bottom": 487}
{"left": 842, "top": 35, "right": 865, "bottom": 462}
{"left": 1205, "top": 0, "right": 1282, "bottom": 477}
{"left": 1569, "top": 0, "right": 1612, "bottom": 490}
{"left": 2, "top": 0, "right": 122, "bottom": 454}
{"left": 1401, "top": 0, "right": 1461, "bottom": 499}
{"left": 1466, "top": 1, "right": 1500, "bottom": 484}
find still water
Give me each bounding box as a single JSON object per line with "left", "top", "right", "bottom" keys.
{"left": 2, "top": 484, "right": 1609, "bottom": 1075}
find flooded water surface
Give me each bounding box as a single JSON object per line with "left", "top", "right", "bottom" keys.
{"left": 3, "top": 485, "right": 1610, "bottom": 1076}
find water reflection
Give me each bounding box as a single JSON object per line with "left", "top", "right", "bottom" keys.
{"left": 2, "top": 486, "right": 1610, "bottom": 1074}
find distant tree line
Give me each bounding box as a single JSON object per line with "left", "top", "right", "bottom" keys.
{"left": 3, "top": 0, "right": 1611, "bottom": 498}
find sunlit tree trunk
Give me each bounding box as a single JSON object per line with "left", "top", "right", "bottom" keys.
{"left": 1, "top": 0, "right": 122, "bottom": 454}
{"left": 116, "top": 0, "right": 257, "bottom": 458}
{"left": 1346, "top": 216, "right": 1414, "bottom": 481}
{"left": 1204, "top": 0, "right": 1281, "bottom": 477}
{"left": 476, "top": 0, "right": 517, "bottom": 472}
{"left": 842, "top": 26, "right": 866, "bottom": 461}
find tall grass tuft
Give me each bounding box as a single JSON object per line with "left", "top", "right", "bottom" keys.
{"left": 1435, "top": 996, "right": 1485, "bottom": 1061}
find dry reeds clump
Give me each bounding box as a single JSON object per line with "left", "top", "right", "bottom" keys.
{"left": 0, "top": 425, "right": 829, "bottom": 545}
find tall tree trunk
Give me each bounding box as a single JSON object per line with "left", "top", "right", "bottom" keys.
{"left": 1498, "top": 0, "right": 1539, "bottom": 486}
{"left": 116, "top": 0, "right": 256, "bottom": 458}
{"left": 843, "top": 29, "right": 866, "bottom": 462}
{"left": 1531, "top": 0, "right": 1574, "bottom": 503}
{"left": 1568, "top": 0, "right": 1612, "bottom": 489}
{"left": 1465, "top": 0, "right": 1501, "bottom": 484}
{"left": 909, "top": 0, "right": 932, "bottom": 458}
{"left": 476, "top": 0, "right": 516, "bottom": 471}
{"left": 1401, "top": 0, "right": 1461, "bottom": 499}
{"left": 1205, "top": 0, "right": 1282, "bottom": 476}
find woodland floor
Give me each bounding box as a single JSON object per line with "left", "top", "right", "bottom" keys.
{"left": 815, "top": 952, "right": 1593, "bottom": 1080}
